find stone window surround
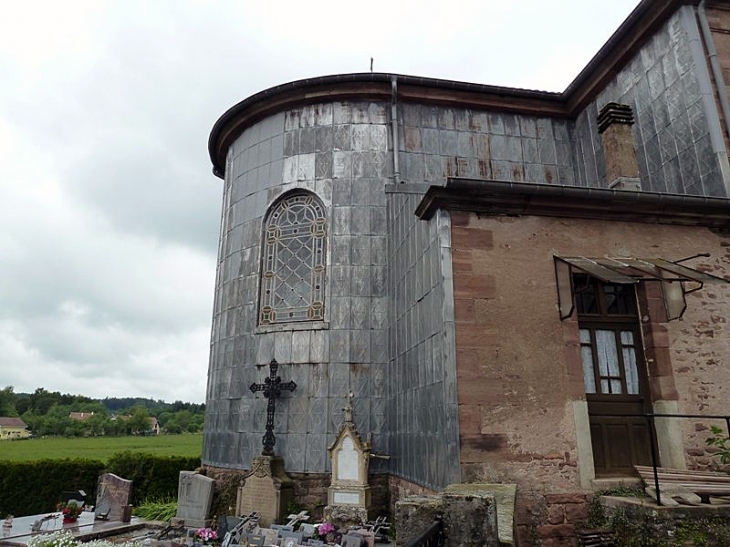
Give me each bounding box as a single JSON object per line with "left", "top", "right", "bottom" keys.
{"left": 564, "top": 279, "right": 686, "bottom": 489}
{"left": 256, "top": 189, "right": 329, "bottom": 329}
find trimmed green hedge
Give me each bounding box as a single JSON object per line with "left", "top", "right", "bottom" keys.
{"left": 0, "top": 452, "right": 200, "bottom": 516}
{"left": 0, "top": 459, "right": 105, "bottom": 515}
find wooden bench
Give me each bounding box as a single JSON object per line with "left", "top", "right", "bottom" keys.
{"left": 635, "top": 465, "right": 730, "bottom": 504}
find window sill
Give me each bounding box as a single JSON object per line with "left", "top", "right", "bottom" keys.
{"left": 255, "top": 321, "right": 330, "bottom": 334}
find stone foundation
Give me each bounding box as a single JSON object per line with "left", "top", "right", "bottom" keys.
{"left": 388, "top": 475, "right": 438, "bottom": 510}
{"left": 514, "top": 491, "right": 590, "bottom": 547}
{"left": 204, "top": 465, "right": 389, "bottom": 522}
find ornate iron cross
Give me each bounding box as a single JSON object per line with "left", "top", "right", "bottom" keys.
{"left": 249, "top": 359, "right": 297, "bottom": 456}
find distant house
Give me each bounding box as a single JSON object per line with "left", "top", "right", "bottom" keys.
{"left": 0, "top": 417, "right": 30, "bottom": 440}
{"left": 68, "top": 412, "right": 94, "bottom": 421}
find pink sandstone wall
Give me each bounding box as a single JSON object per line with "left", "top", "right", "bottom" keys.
{"left": 451, "top": 210, "right": 730, "bottom": 545}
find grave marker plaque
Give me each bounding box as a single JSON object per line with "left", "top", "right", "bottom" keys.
{"left": 174, "top": 471, "right": 215, "bottom": 528}
{"left": 236, "top": 456, "right": 294, "bottom": 527}
{"left": 95, "top": 473, "right": 132, "bottom": 521}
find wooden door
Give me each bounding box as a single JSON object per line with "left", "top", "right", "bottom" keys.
{"left": 574, "top": 275, "right": 654, "bottom": 476}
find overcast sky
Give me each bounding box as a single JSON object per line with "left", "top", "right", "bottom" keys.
{"left": 0, "top": 0, "right": 641, "bottom": 404}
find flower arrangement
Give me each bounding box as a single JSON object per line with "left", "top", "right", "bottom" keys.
{"left": 193, "top": 527, "right": 218, "bottom": 545}
{"left": 27, "top": 531, "right": 140, "bottom": 547}
{"left": 317, "top": 521, "right": 339, "bottom": 542}
{"left": 56, "top": 501, "right": 83, "bottom": 520}
{"left": 27, "top": 531, "right": 78, "bottom": 547}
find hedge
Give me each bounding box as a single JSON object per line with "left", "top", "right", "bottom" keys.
{"left": 0, "top": 452, "right": 200, "bottom": 516}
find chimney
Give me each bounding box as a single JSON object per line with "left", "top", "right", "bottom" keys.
{"left": 597, "top": 102, "right": 641, "bottom": 191}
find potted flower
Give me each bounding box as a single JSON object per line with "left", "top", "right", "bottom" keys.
{"left": 193, "top": 527, "right": 218, "bottom": 545}
{"left": 56, "top": 501, "right": 83, "bottom": 524}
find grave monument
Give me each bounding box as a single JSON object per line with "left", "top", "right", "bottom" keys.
{"left": 95, "top": 473, "right": 132, "bottom": 521}
{"left": 236, "top": 359, "right": 296, "bottom": 527}
{"left": 324, "top": 393, "right": 373, "bottom": 527}
{"left": 173, "top": 471, "right": 215, "bottom": 528}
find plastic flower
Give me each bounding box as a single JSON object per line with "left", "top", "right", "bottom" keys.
{"left": 317, "top": 522, "right": 336, "bottom": 536}
{"left": 193, "top": 527, "right": 218, "bottom": 544}
{"left": 56, "top": 502, "right": 83, "bottom": 519}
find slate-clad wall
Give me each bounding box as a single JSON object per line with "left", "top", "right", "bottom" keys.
{"left": 396, "top": 7, "right": 727, "bottom": 197}
{"left": 386, "top": 187, "right": 461, "bottom": 490}
{"left": 203, "top": 102, "right": 392, "bottom": 474}
{"left": 575, "top": 6, "right": 728, "bottom": 196}
{"left": 398, "top": 103, "right": 574, "bottom": 187}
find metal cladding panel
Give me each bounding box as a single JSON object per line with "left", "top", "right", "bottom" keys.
{"left": 385, "top": 189, "right": 460, "bottom": 490}
{"left": 574, "top": 7, "right": 726, "bottom": 196}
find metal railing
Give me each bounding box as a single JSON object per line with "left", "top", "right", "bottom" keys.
{"left": 589, "top": 412, "right": 730, "bottom": 506}
{"left": 404, "top": 519, "right": 444, "bottom": 547}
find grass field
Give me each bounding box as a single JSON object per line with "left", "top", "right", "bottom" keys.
{"left": 0, "top": 433, "right": 203, "bottom": 462}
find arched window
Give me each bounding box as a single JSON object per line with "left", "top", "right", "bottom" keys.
{"left": 259, "top": 192, "right": 327, "bottom": 325}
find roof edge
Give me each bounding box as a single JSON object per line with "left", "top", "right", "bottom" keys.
{"left": 415, "top": 179, "right": 730, "bottom": 229}
{"left": 209, "top": 0, "right": 694, "bottom": 177}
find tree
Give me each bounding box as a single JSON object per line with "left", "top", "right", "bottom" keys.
{"left": 0, "top": 386, "right": 18, "bottom": 416}
{"left": 127, "top": 406, "right": 151, "bottom": 435}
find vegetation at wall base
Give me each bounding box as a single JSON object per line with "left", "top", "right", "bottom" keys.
{"left": 133, "top": 496, "right": 178, "bottom": 522}
{"left": 706, "top": 425, "right": 730, "bottom": 464}
{"left": 583, "top": 496, "right": 730, "bottom": 547}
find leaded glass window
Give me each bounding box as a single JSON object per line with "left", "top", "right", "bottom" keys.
{"left": 259, "top": 192, "right": 327, "bottom": 325}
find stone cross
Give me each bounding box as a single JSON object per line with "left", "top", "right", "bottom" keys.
{"left": 250, "top": 359, "right": 297, "bottom": 456}
{"left": 343, "top": 391, "right": 354, "bottom": 424}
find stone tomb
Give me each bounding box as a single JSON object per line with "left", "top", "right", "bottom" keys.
{"left": 173, "top": 471, "right": 215, "bottom": 528}
{"left": 95, "top": 473, "right": 132, "bottom": 521}
{"left": 236, "top": 455, "right": 294, "bottom": 527}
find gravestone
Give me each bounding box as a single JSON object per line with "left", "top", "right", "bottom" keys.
{"left": 236, "top": 455, "right": 294, "bottom": 527}
{"left": 324, "top": 393, "right": 372, "bottom": 527}
{"left": 173, "top": 471, "right": 215, "bottom": 528}
{"left": 95, "top": 473, "right": 132, "bottom": 521}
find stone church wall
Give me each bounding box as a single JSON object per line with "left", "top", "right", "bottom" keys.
{"left": 449, "top": 210, "right": 730, "bottom": 491}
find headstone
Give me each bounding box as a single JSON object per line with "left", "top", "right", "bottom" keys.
{"left": 299, "top": 523, "right": 317, "bottom": 537}
{"left": 173, "top": 471, "right": 215, "bottom": 528}
{"left": 236, "top": 455, "right": 294, "bottom": 527}
{"left": 95, "top": 473, "right": 132, "bottom": 521}
{"left": 260, "top": 528, "right": 279, "bottom": 545}
{"left": 280, "top": 531, "right": 304, "bottom": 544}
{"left": 246, "top": 533, "right": 266, "bottom": 547}
{"left": 324, "top": 393, "right": 373, "bottom": 527}
{"left": 341, "top": 533, "right": 366, "bottom": 547}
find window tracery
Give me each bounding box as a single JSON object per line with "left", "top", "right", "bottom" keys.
{"left": 259, "top": 192, "right": 326, "bottom": 325}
